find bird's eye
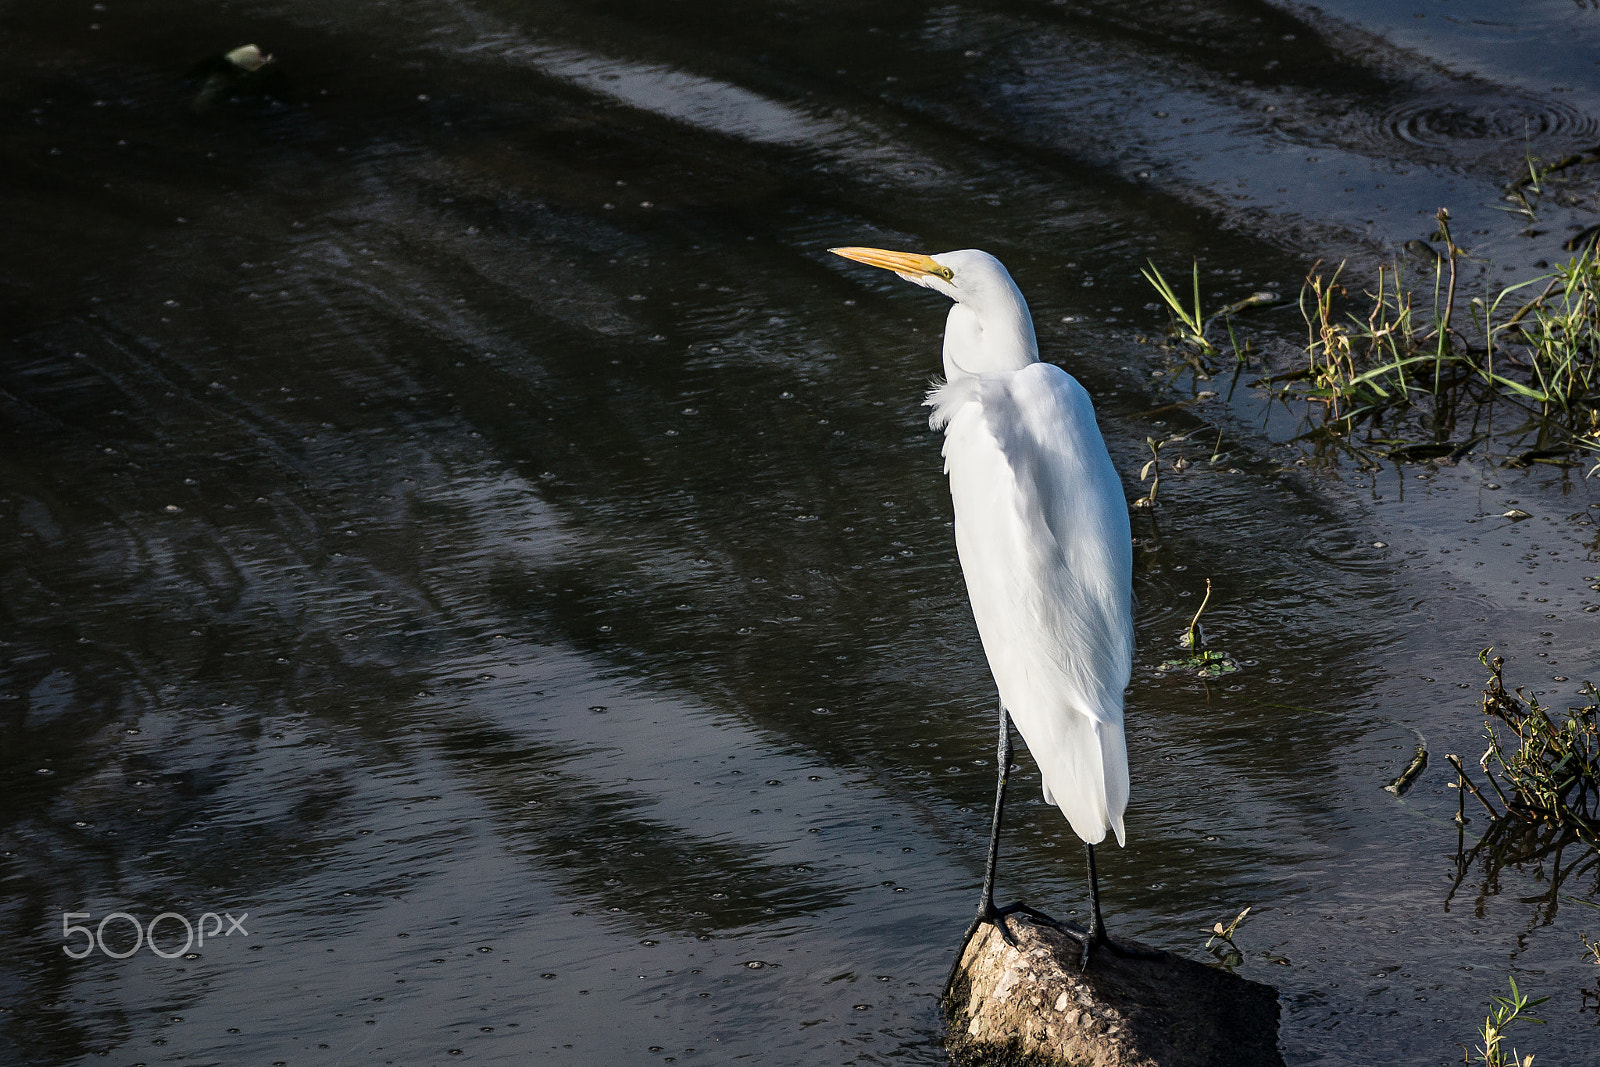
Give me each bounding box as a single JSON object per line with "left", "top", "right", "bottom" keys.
{"left": 934, "top": 266, "right": 954, "bottom": 282}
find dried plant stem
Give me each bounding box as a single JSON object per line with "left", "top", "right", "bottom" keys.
{"left": 1447, "top": 754, "right": 1504, "bottom": 821}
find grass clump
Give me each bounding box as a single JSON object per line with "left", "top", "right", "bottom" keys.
{"left": 1447, "top": 651, "right": 1600, "bottom": 848}
{"left": 1142, "top": 260, "right": 1276, "bottom": 372}
{"left": 1145, "top": 208, "right": 1600, "bottom": 467}
{"left": 1142, "top": 260, "right": 1218, "bottom": 359}
{"left": 1472, "top": 976, "right": 1546, "bottom": 1067}
{"left": 1290, "top": 212, "right": 1600, "bottom": 464}
{"left": 1446, "top": 653, "right": 1600, "bottom": 923}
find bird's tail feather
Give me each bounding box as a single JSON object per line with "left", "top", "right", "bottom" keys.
{"left": 1035, "top": 712, "right": 1128, "bottom": 847}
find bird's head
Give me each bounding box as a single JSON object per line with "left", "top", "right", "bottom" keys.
{"left": 830, "top": 246, "right": 1037, "bottom": 374}
{"left": 829, "top": 246, "right": 1011, "bottom": 303}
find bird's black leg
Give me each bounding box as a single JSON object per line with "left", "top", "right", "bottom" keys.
{"left": 1080, "top": 841, "right": 1107, "bottom": 967}
{"left": 946, "top": 702, "right": 1063, "bottom": 1000}
{"left": 1074, "top": 842, "right": 1164, "bottom": 970}
{"left": 947, "top": 701, "right": 1048, "bottom": 997}
{"left": 975, "top": 699, "right": 1012, "bottom": 929}
{"left": 951, "top": 701, "right": 1014, "bottom": 947}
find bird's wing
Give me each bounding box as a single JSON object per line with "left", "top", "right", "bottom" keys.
{"left": 933, "top": 362, "right": 1133, "bottom": 844}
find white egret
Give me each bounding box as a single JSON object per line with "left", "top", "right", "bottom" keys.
{"left": 832, "top": 246, "right": 1145, "bottom": 968}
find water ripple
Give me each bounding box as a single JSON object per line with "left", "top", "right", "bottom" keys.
{"left": 1379, "top": 91, "right": 1598, "bottom": 153}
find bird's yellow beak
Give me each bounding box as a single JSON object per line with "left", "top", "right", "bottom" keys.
{"left": 830, "top": 246, "right": 954, "bottom": 282}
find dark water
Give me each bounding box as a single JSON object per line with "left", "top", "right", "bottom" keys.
{"left": 3, "top": 1, "right": 1600, "bottom": 1063}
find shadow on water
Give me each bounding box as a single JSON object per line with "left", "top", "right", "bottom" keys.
{"left": 3, "top": 0, "right": 1600, "bottom": 1063}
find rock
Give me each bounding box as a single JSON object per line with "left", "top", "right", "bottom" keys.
{"left": 943, "top": 914, "right": 1285, "bottom": 1067}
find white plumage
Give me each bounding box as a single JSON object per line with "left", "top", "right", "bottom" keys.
{"left": 832, "top": 245, "right": 1133, "bottom": 848}
{"left": 929, "top": 365, "right": 1131, "bottom": 845}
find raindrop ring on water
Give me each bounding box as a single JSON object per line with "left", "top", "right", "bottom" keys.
{"left": 1379, "top": 91, "right": 1597, "bottom": 152}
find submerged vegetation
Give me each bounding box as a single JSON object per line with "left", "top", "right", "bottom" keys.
{"left": 1448, "top": 651, "right": 1600, "bottom": 849}
{"left": 1441, "top": 655, "right": 1598, "bottom": 1067}
{"left": 1447, "top": 653, "right": 1599, "bottom": 926}
{"left": 1203, "top": 905, "right": 1250, "bottom": 971}
{"left": 1144, "top": 208, "right": 1600, "bottom": 469}
{"left": 1155, "top": 578, "right": 1239, "bottom": 679}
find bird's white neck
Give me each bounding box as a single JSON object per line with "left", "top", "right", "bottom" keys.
{"left": 940, "top": 289, "right": 1039, "bottom": 378}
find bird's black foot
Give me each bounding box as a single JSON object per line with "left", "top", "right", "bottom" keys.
{"left": 955, "top": 899, "right": 1062, "bottom": 957}
{"left": 986, "top": 899, "right": 1065, "bottom": 946}
{"left": 945, "top": 899, "right": 1055, "bottom": 999}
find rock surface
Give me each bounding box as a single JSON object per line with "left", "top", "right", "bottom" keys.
{"left": 943, "top": 914, "right": 1285, "bottom": 1067}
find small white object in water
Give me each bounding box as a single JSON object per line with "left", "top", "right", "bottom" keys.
{"left": 1503, "top": 508, "right": 1532, "bottom": 521}
{"left": 224, "top": 44, "right": 272, "bottom": 72}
